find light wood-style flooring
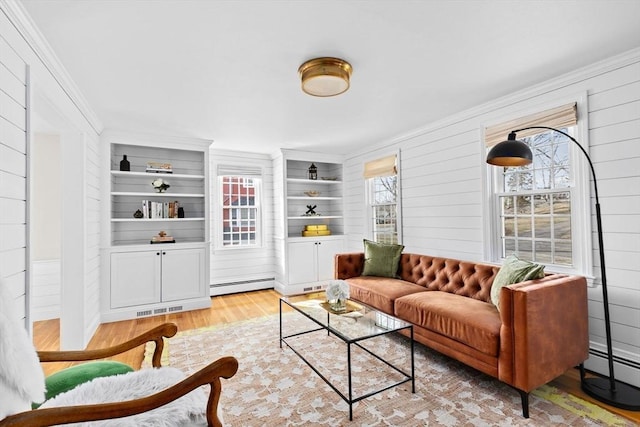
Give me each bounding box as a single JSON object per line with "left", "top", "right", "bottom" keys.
{"left": 33, "top": 289, "right": 639, "bottom": 423}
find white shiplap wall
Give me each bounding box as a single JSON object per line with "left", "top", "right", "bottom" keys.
{"left": 209, "top": 149, "right": 275, "bottom": 294}
{"left": 0, "top": 27, "right": 28, "bottom": 328}
{"left": 2, "top": 2, "right": 103, "bottom": 347}
{"left": 343, "top": 49, "right": 640, "bottom": 386}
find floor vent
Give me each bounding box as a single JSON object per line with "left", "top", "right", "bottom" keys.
{"left": 137, "top": 310, "right": 152, "bottom": 317}
{"left": 303, "top": 287, "right": 312, "bottom": 292}
{"left": 210, "top": 277, "right": 274, "bottom": 287}
{"left": 154, "top": 308, "right": 167, "bottom": 314}
{"left": 168, "top": 305, "right": 183, "bottom": 312}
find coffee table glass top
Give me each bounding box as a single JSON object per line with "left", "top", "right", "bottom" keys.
{"left": 281, "top": 292, "right": 411, "bottom": 342}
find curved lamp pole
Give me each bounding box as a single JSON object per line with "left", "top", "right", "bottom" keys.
{"left": 487, "top": 126, "right": 640, "bottom": 410}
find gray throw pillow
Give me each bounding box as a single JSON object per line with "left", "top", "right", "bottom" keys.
{"left": 490, "top": 255, "right": 545, "bottom": 311}
{"left": 362, "top": 239, "right": 404, "bottom": 278}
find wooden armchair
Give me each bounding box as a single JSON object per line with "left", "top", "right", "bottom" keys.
{"left": 0, "top": 323, "right": 238, "bottom": 427}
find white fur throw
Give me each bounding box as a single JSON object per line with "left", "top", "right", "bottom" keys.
{"left": 0, "top": 278, "right": 46, "bottom": 419}
{"left": 40, "top": 367, "right": 208, "bottom": 426}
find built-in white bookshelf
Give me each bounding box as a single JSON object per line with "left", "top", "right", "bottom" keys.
{"left": 101, "top": 132, "right": 212, "bottom": 322}
{"left": 109, "top": 143, "right": 207, "bottom": 246}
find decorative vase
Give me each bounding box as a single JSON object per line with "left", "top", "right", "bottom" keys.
{"left": 119, "top": 155, "right": 130, "bottom": 171}
{"left": 329, "top": 299, "right": 347, "bottom": 312}
{"left": 178, "top": 207, "right": 185, "bottom": 218}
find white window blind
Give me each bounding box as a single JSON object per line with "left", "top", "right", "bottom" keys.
{"left": 217, "top": 164, "right": 262, "bottom": 177}
{"left": 363, "top": 154, "right": 397, "bottom": 179}
{"left": 484, "top": 102, "right": 577, "bottom": 148}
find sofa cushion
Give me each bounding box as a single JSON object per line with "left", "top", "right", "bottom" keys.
{"left": 490, "top": 255, "right": 545, "bottom": 310}
{"left": 346, "top": 276, "right": 427, "bottom": 315}
{"left": 362, "top": 239, "right": 404, "bottom": 278}
{"left": 395, "top": 291, "right": 502, "bottom": 357}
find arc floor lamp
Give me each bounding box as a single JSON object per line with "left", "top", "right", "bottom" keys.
{"left": 487, "top": 126, "right": 640, "bottom": 411}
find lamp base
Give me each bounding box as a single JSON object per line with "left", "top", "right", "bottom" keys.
{"left": 581, "top": 377, "right": 640, "bottom": 411}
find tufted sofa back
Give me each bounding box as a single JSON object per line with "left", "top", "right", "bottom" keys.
{"left": 334, "top": 252, "right": 500, "bottom": 304}
{"left": 398, "top": 254, "right": 499, "bottom": 303}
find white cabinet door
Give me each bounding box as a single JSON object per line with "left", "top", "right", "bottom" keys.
{"left": 288, "top": 241, "right": 318, "bottom": 284}
{"left": 110, "top": 251, "right": 161, "bottom": 308}
{"left": 316, "top": 239, "right": 344, "bottom": 281}
{"left": 287, "top": 238, "right": 344, "bottom": 285}
{"left": 161, "top": 247, "right": 206, "bottom": 302}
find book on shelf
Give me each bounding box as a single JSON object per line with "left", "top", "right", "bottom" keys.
{"left": 141, "top": 200, "right": 181, "bottom": 219}
{"left": 146, "top": 161, "right": 173, "bottom": 174}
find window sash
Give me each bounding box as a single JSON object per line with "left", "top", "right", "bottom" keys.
{"left": 218, "top": 175, "right": 261, "bottom": 247}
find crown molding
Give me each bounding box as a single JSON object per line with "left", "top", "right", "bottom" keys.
{"left": 348, "top": 46, "right": 640, "bottom": 160}
{"left": 1, "top": 0, "right": 103, "bottom": 134}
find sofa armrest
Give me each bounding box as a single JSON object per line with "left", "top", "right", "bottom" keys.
{"left": 334, "top": 253, "right": 365, "bottom": 279}
{"left": 498, "top": 274, "right": 589, "bottom": 392}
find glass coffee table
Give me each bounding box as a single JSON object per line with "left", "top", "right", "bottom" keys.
{"left": 279, "top": 293, "right": 415, "bottom": 420}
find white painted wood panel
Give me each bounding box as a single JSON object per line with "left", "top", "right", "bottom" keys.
{"left": 0, "top": 116, "right": 25, "bottom": 151}
{"left": 0, "top": 63, "right": 26, "bottom": 106}
{"left": 0, "top": 89, "right": 25, "bottom": 129}
{"left": 342, "top": 49, "right": 640, "bottom": 386}
{"left": 0, "top": 37, "right": 26, "bottom": 83}
{"left": 209, "top": 149, "right": 275, "bottom": 295}
{"left": 31, "top": 259, "right": 61, "bottom": 321}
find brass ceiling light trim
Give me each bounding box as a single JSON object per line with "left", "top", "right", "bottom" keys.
{"left": 298, "top": 57, "right": 353, "bottom": 97}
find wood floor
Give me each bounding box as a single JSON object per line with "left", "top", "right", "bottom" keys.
{"left": 33, "top": 289, "right": 639, "bottom": 423}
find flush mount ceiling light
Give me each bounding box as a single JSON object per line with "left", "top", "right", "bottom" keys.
{"left": 298, "top": 57, "right": 352, "bottom": 97}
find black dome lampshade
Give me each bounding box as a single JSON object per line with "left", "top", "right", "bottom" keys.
{"left": 486, "top": 132, "right": 533, "bottom": 167}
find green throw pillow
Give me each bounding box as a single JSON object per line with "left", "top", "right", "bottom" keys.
{"left": 362, "top": 239, "right": 404, "bottom": 278}
{"left": 490, "top": 255, "right": 545, "bottom": 311}
{"left": 37, "top": 360, "right": 134, "bottom": 406}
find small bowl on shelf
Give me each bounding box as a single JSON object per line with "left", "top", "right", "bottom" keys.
{"left": 304, "top": 190, "right": 321, "bottom": 197}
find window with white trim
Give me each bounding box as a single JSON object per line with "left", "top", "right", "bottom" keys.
{"left": 365, "top": 154, "right": 401, "bottom": 244}
{"left": 217, "top": 165, "right": 262, "bottom": 248}
{"left": 485, "top": 102, "right": 592, "bottom": 273}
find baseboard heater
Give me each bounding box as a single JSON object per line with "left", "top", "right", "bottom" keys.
{"left": 210, "top": 277, "right": 275, "bottom": 288}
{"left": 589, "top": 348, "right": 640, "bottom": 371}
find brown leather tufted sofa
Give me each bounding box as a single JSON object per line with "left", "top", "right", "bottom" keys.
{"left": 335, "top": 252, "right": 589, "bottom": 418}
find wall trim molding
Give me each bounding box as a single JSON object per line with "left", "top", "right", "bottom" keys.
{"left": 346, "top": 46, "right": 640, "bottom": 161}
{"left": 0, "top": 0, "right": 103, "bottom": 134}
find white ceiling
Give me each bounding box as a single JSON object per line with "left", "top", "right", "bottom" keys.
{"left": 20, "top": 0, "right": 640, "bottom": 155}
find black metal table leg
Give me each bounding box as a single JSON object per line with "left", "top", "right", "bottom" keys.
{"left": 279, "top": 299, "right": 283, "bottom": 349}
{"left": 348, "top": 342, "right": 353, "bottom": 420}
{"left": 410, "top": 326, "right": 415, "bottom": 393}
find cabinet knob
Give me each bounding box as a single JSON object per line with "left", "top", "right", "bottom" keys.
{"left": 156, "top": 252, "right": 160, "bottom": 255}
{"left": 162, "top": 252, "right": 166, "bottom": 255}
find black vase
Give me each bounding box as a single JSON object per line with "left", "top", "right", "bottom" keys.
{"left": 178, "top": 207, "right": 185, "bottom": 218}
{"left": 120, "top": 155, "right": 130, "bottom": 171}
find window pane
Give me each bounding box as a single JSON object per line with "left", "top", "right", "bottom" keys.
{"left": 502, "top": 196, "right": 515, "bottom": 215}
{"left": 220, "top": 176, "right": 260, "bottom": 246}
{"left": 535, "top": 241, "right": 552, "bottom": 263}
{"left": 370, "top": 175, "right": 398, "bottom": 244}
{"left": 554, "top": 241, "right": 572, "bottom": 265}
{"left": 518, "top": 240, "right": 533, "bottom": 261}
{"left": 515, "top": 196, "right": 531, "bottom": 214}
{"left": 554, "top": 216, "right": 571, "bottom": 239}
{"left": 552, "top": 192, "right": 571, "bottom": 213}
{"left": 534, "top": 216, "right": 551, "bottom": 238}
{"left": 503, "top": 217, "right": 515, "bottom": 237}
{"left": 516, "top": 217, "right": 532, "bottom": 237}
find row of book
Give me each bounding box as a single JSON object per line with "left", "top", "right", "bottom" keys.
{"left": 142, "top": 200, "right": 181, "bottom": 219}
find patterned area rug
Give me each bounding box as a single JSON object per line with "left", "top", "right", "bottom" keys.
{"left": 143, "top": 313, "right": 633, "bottom": 426}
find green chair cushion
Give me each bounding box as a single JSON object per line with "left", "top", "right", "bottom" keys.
{"left": 490, "top": 255, "right": 545, "bottom": 311}
{"left": 362, "top": 239, "right": 404, "bottom": 278}
{"left": 38, "top": 360, "right": 134, "bottom": 406}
